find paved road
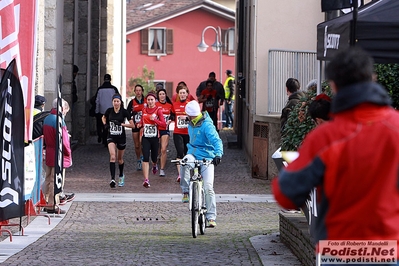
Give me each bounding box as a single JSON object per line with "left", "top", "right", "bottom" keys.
{"left": 0, "top": 129, "right": 302, "bottom": 265}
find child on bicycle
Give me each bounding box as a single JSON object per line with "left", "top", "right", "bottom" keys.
{"left": 180, "top": 100, "right": 223, "bottom": 228}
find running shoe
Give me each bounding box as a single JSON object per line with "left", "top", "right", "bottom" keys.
{"left": 143, "top": 179, "right": 150, "bottom": 188}
{"left": 110, "top": 179, "right": 116, "bottom": 188}
{"left": 59, "top": 196, "right": 67, "bottom": 206}
{"left": 152, "top": 164, "right": 158, "bottom": 175}
{"left": 182, "top": 193, "right": 189, "bottom": 203}
{"left": 176, "top": 175, "right": 180, "bottom": 182}
{"left": 159, "top": 169, "right": 165, "bottom": 177}
{"left": 136, "top": 160, "right": 142, "bottom": 171}
{"left": 207, "top": 219, "right": 217, "bottom": 228}
{"left": 65, "top": 193, "right": 75, "bottom": 202}
{"left": 118, "top": 175, "right": 125, "bottom": 187}
{"left": 46, "top": 208, "right": 66, "bottom": 214}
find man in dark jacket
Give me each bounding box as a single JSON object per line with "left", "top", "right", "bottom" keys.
{"left": 196, "top": 72, "right": 225, "bottom": 131}
{"left": 280, "top": 78, "right": 304, "bottom": 133}
{"left": 95, "top": 74, "right": 119, "bottom": 145}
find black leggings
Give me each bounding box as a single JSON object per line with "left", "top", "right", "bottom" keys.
{"left": 173, "top": 133, "right": 189, "bottom": 159}
{"left": 141, "top": 137, "right": 159, "bottom": 163}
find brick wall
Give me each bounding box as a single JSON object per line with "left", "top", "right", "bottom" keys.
{"left": 279, "top": 212, "right": 316, "bottom": 266}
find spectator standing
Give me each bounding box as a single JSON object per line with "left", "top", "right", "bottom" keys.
{"left": 136, "top": 93, "right": 166, "bottom": 188}
{"left": 127, "top": 84, "right": 146, "bottom": 171}
{"left": 172, "top": 84, "right": 191, "bottom": 182}
{"left": 308, "top": 94, "right": 331, "bottom": 126}
{"left": 223, "top": 70, "right": 235, "bottom": 129}
{"left": 32, "top": 95, "right": 49, "bottom": 140}
{"left": 103, "top": 93, "right": 134, "bottom": 188}
{"left": 95, "top": 74, "right": 119, "bottom": 146}
{"left": 156, "top": 88, "right": 175, "bottom": 177}
{"left": 198, "top": 80, "right": 218, "bottom": 129}
{"left": 33, "top": 95, "right": 46, "bottom": 116}
{"left": 180, "top": 100, "right": 223, "bottom": 227}
{"left": 280, "top": 78, "right": 304, "bottom": 134}
{"left": 196, "top": 72, "right": 225, "bottom": 130}
{"left": 42, "top": 98, "right": 72, "bottom": 214}
{"left": 273, "top": 47, "right": 399, "bottom": 265}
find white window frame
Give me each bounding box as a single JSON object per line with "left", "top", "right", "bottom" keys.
{"left": 148, "top": 27, "right": 166, "bottom": 56}
{"left": 226, "top": 28, "right": 235, "bottom": 56}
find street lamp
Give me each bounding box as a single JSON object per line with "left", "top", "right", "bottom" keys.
{"left": 197, "top": 26, "right": 223, "bottom": 82}
{"left": 197, "top": 26, "right": 225, "bottom": 129}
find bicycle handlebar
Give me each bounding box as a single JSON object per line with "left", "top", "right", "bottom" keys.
{"left": 171, "top": 158, "right": 213, "bottom": 166}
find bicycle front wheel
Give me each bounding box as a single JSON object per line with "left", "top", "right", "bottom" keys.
{"left": 191, "top": 182, "right": 199, "bottom": 238}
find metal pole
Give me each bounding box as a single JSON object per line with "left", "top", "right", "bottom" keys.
{"left": 351, "top": 1, "right": 358, "bottom": 46}
{"left": 219, "top": 28, "right": 223, "bottom": 130}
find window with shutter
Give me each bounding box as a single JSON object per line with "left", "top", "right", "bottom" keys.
{"left": 141, "top": 28, "right": 174, "bottom": 56}
{"left": 221, "top": 29, "right": 228, "bottom": 55}
{"left": 165, "top": 82, "right": 173, "bottom": 98}
{"left": 222, "top": 28, "right": 235, "bottom": 56}
{"left": 141, "top": 29, "right": 149, "bottom": 54}
{"left": 150, "top": 28, "right": 165, "bottom": 54}
{"left": 227, "top": 28, "right": 235, "bottom": 56}
{"left": 166, "top": 29, "right": 173, "bottom": 55}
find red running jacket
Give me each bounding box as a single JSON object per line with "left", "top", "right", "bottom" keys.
{"left": 273, "top": 82, "right": 399, "bottom": 251}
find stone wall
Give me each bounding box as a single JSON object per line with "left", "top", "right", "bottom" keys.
{"left": 279, "top": 212, "right": 316, "bottom": 266}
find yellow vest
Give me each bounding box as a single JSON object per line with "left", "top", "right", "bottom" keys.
{"left": 224, "top": 76, "right": 235, "bottom": 100}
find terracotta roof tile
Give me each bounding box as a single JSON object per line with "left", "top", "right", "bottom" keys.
{"left": 126, "top": 0, "right": 234, "bottom": 32}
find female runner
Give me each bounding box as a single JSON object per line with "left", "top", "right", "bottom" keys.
{"left": 172, "top": 84, "right": 191, "bottom": 182}
{"left": 156, "top": 88, "right": 175, "bottom": 177}
{"left": 136, "top": 93, "right": 166, "bottom": 188}
{"left": 103, "top": 93, "right": 134, "bottom": 188}
{"left": 127, "top": 84, "right": 146, "bottom": 171}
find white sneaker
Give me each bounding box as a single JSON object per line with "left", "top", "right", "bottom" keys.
{"left": 159, "top": 169, "right": 165, "bottom": 177}
{"left": 281, "top": 209, "right": 301, "bottom": 214}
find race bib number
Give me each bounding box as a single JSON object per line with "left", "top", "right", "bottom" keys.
{"left": 134, "top": 111, "right": 142, "bottom": 123}
{"left": 110, "top": 121, "right": 122, "bottom": 135}
{"left": 205, "top": 99, "right": 214, "bottom": 108}
{"left": 163, "top": 114, "right": 170, "bottom": 122}
{"left": 177, "top": 115, "right": 188, "bottom": 129}
{"left": 144, "top": 124, "right": 157, "bottom": 138}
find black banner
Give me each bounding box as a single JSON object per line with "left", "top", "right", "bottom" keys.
{"left": 54, "top": 81, "right": 63, "bottom": 202}
{"left": 0, "top": 59, "right": 25, "bottom": 221}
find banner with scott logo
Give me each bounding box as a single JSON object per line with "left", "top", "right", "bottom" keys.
{"left": 0, "top": 59, "right": 25, "bottom": 221}
{"left": 0, "top": 0, "right": 38, "bottom": 142}
{"left": 54, "top": 82, "right": 63, "bottom": 200}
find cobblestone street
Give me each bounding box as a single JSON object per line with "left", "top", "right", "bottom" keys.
{"left": 0, "top": 129, "right": 299, "bottom": 265}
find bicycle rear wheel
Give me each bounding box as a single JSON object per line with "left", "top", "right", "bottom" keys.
{"left": 191, "top": 182, "right": 199, "bottom": 238}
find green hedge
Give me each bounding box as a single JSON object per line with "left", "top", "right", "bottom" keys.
{"left": 375, "top": 63, "right": 399, "bottom": 109}
{"left": 281, "top": 64, "right": 399, "bottom": 151}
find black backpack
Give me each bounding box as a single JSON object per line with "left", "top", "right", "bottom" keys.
{"left": 32, "top": 111, "right": 50, "bottom": 140}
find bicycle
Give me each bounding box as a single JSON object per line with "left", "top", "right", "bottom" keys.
{"left": 171, "top": 158, "right": 212, "bottom": 238}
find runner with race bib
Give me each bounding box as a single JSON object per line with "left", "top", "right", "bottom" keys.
{"left": 127, "top": 84, "right": 146, "bottom": 171}
{"left": 136, "top": 92, "right": 166, "bottom": 188}
{"left": 156, "top": 88, "right": 175, "bottom": 177}
{"left": 172, "top": 83, "right": 191, "bottom": 182}
{"left": 103, "top": 93, "right": 134, "bottom": 188}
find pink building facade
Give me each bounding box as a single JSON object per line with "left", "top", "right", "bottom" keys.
{"left": 126, "top": 7, "right": 235, "bottom": 99}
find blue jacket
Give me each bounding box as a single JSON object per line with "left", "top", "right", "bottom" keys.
{"left": 187, "top": 112, "right": 223, "bottom": 160}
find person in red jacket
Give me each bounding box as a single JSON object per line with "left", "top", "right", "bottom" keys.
{"left": 273, "top": 47, "right": 399, "bottom": 265}
{"left": 42, "top": 98, "right": 72, "bottom": 214}
{"left": 156, "top": 88, "right": 175, "bottom": 177}
{"left": 136, "top": 93, "right": 166, "bottom": 188}
{"left": 127, "top": 84, "right": 146, "bottom": 171}
{"left": 172, "top": 84, "right": 191, "bottom": 182}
